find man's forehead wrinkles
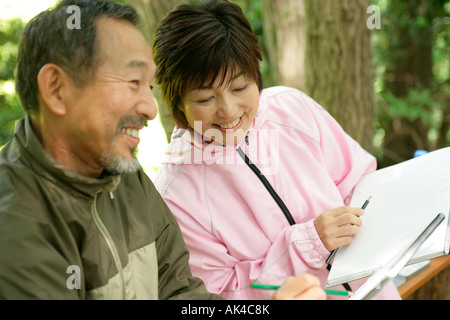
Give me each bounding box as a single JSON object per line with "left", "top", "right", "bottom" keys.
{"left": 124, "top": 60, "right": 150, "bottom": 69}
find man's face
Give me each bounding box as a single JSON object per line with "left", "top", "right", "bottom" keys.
{"left": 63, "top": 17, "right": 157, "bottom": 175}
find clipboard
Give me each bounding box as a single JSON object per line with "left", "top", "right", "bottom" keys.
{"left": 327, "top": 147, "right": 450, "bottom": 287}
{"left": 349, "top": 213, "right": 445, "bottom": 300}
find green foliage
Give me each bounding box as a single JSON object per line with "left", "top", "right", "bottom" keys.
{"left": 372, "top": 0, "right": 449, "bottom": 157}
{"left": 377, "top": 87, "right": 444, "bottom": 131}
{"left": 432, "top": 15, "right": 450, "bottom": 85}
{"left": 0, "top": 19, "right": 24, "bottom": 82}
{"left": 0, "top": 18, "right": 26, "bottom": 145}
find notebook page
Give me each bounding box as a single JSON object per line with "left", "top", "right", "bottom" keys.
{"left": 327, "top": 147, "right": 450, "bottom": 287}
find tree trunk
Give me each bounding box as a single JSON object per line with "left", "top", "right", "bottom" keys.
{"left": 380, "top": 0, "right": 440, "bottom": 167}
{"left": 304, "top": 0, "right": 375, "bottom": 152}
{"left": 126, "top": 0, "right": 184, "bottom": 142}
{"left": 261, "top": 0, "right": 307, "bottom": 91}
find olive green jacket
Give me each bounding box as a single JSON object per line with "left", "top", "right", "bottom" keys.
{"left": 0, "top": 117, "right": 220, "bottom": 300}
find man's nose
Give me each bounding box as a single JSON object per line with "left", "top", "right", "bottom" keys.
{"left": 136, "top": 88, "right": 158, "bottom": 121}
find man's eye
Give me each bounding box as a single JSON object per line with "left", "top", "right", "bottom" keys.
{"left": 131, "top": 80, "right": 139, "bottom": 86}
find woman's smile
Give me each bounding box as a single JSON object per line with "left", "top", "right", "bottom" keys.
{"left": 214, "top": 116, "right": 243, "bottom": 131}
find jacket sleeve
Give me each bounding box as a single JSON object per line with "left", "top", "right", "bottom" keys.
{"left": 0, "top": 173, "right": 83, "bottom": 300}
{"left": 141, "top": 173, "right": 222, "bottom": 300}
{"left": 274, "top": 88, "right": 377, "bottom": 205}
{"left": 0, "top": 214, "right": 84, "bottom": 299}
{"left": 304, "top": 93, "right": 377, "bottom": 204}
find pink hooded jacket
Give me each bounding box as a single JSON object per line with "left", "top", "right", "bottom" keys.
{"left": 154, "top": 86, "right": 401, "bottom": 300}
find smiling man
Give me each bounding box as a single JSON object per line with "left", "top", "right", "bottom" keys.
{"left": 0, "top": 0, "right": 220, "bottom": 300}
{"left": 35, "top": 17, "right": 156, "bottom": 177}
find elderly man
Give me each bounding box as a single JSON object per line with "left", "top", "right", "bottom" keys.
{"left": 0, "top": 0, "right": 324, "bottom": 300}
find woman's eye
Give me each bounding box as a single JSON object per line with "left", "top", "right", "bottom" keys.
{"left": 131, "top": 80, "right": 140, "bottom": 86}
{"left": 197, "top": 97, "right": 213, "bottom": 103}
{"left": 234, "top": 85, "right": 248, "bottom": 92}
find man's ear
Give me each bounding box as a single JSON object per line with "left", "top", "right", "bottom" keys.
{"left": 37, "top": 64, "right": 71, "bottom": 116}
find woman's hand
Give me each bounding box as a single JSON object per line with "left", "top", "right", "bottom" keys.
{"left": 313, "top": 206, "right": 365, "bottom": 252}
{"left": 272, "top": 274, "right": 326, "bottom": 300}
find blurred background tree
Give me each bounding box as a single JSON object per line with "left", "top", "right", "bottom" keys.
{"left": 372, "top": 0, "right": 449, "bottom": 167}
{"left": 0, "top": 18, "right": 25, "bottom": 146}
{"left": 0, "top": 0, "right": 449, "bottom": 168}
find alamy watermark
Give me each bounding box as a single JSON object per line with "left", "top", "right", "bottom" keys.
{"left": 66, "top": 5, "right": 81, "bottom": 30}
{"left": 65, "top": 4, "right": 380, "bottom": 30}
{"left": 367, "top": 5, "right": 381, "bottom": 30}
{"left": 66, "top": 265, "right": 81, "bottom": 289}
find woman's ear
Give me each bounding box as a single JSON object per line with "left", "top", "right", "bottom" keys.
{"left": 37, "top": 63, "right": 70, "bottom": 116}
{"left": 178, "top": 98, "right": 184, "bottom": 113}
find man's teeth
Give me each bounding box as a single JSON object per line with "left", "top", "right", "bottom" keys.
{"left": 218, "top": 118, "right": 240, "bottom": 129}
{"left": 121, "top": 128, "right": 139, "bottom": 138}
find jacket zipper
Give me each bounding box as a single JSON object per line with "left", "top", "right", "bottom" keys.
{"left": 237, "top": 134, "right": 296, "bottom": 226}
{"left": 92, "top": 191, "right": 126, "bottom": 297}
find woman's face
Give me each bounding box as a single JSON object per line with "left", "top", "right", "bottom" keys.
{"left": 181, "top": 70, "right": 260, "bottom": 146}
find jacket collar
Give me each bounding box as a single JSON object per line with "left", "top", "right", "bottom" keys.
{"left": 14, "top": 116, "right": 120, "bottom": 198}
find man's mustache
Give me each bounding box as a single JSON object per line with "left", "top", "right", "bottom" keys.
{"left": 116, "top": 116, "right": 148, "bottom": 134}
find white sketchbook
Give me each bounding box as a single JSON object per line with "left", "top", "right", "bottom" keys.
{"left": 327, "top": 147, "right": 450, "bottom": 287}
{"left": 349, "top": 213, "right": 445, "bottom": 300}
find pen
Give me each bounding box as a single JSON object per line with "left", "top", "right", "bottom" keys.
{"left": 361, "top": 196, "right": 371, "bottom": 210}
{"left": 251, "top": 283, "right": 352, "bottom": 296}
{"left": 325, "top": 196, "right": 372, "bottom": 264}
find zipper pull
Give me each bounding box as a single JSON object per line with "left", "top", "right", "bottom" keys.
{"left": 245, "top": 131, "right": 249, "bottom": 145}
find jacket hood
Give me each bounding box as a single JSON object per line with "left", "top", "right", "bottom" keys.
{"left": 6, "top": 117, "right": 120, "bottom": 198}
{"left": 161, "top": 90, "right": 270, "bottom": 165}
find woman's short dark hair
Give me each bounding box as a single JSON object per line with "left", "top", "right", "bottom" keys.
{"left": 153, "top": 0, "right": 263, "bottom": 128}
{"left": 15, "top": 0, "right": 139, "bottom": 115}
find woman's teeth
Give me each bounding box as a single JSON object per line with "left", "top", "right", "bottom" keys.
{"left": 218, "top": 118, "right": 240, "bottom": 129}
{"left": 121, "top": 128, "right": 139, "bottom": 138}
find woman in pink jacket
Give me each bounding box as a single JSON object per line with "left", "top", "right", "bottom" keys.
{"left": 152, "top": 0, "right": 401, "bottom": 300}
